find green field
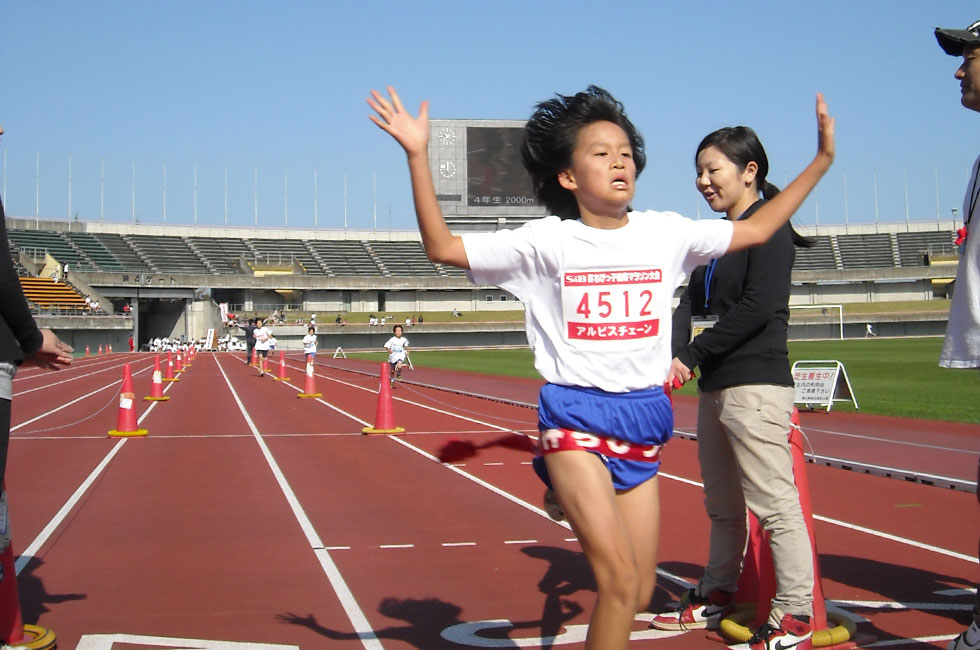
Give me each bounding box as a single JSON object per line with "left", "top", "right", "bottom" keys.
{"left": 350, "top": 337, "right": 979, "bottom": 424}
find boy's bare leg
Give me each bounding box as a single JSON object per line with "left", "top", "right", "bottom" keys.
{"left": 616, "top": 476, "right": 660, "bottom": 611}
{"left": 546, "top": 450, "right": 641, "bottom": 650}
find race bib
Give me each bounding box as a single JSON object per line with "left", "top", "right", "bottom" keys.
{"left": 561, "top": 268, "right": 662, "bottom": 347}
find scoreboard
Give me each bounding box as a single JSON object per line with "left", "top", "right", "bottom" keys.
{"left": 430, "top": 119, "right": 546, "bottom": 228}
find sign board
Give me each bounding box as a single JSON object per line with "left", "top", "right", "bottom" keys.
{"left": 205, "top": 328, "right": 217, "bottom": 351}
{"left": 791, "top": 360, "right": 858, "bottom": 413}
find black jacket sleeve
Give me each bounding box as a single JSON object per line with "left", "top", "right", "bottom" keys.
{"left": 679, "top": 225, "right": 792, "bottom": 372}
{"left": 0, "top": 200, "right": 43, "bottom": 363}
{"left": 671, "top": 274, "right": 696, "bottom": 359}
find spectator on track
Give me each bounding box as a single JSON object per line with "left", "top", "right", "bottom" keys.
{"left": 652, "top": 127, "right": 816, "bottom": 649}
{"left": 936, "top": 18, "right": 980, "bottom": 650}
{"left": 369, "top": 84, "right": 833, "bottom": 650}
{"left": 242, "top": 318, "right": 257, "bottom": 365}
{"left": 0, "top": 121, "right": 74, "bottom": 515}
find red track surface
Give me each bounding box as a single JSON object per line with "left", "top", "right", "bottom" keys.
{"left": 5, "top": 352, "right": 977, "bottom": 649}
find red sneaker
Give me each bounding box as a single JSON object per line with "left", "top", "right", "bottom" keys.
{"left": 650, "top": 588, "right": 735, "bottom": 631}
{"left": 728, "top": 611, "right": 812, "bottom": 650}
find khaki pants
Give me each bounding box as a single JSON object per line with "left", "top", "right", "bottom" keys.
{"left": 696, "top": 384, "right": 814, "bottom": 617}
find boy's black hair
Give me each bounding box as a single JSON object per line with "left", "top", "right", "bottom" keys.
{"left": 696, "top": 126, "right": 814, "bottom": 248}
{"left": 521, "top": 85, "right": 645, "bottom": 220}
{"left": 392, "top": 324, "right": 403, "bottom": 334}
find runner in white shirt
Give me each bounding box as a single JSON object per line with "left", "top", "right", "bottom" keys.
{"left": 369, "top": 84, "right": 833, "bottom": 650}
{"left": 302, "top": 326, "right": 318, "bottom": 364}
{"left": 253, "top": 318, "right": 271, "bottom": 376}
{"left": 383, "top": 325, "right": 410, "bottom": 387}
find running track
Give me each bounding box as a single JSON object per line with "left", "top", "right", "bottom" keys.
{"left": 5, "top": 352, "right": 977, "bottom": 649}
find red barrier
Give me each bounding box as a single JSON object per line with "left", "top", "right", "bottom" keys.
{"left": 362, "top": 363, "right": 404, "bottom": 434}
{"left": 108, "top": 363, "right": 148, "bottom": 437}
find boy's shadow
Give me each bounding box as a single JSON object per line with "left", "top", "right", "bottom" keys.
{"left": 437, "top": 433, "right": 535, "bottom": 464}
{"left": 278, "top": 547, "right": 590, "bottom": 649}
{"left": 16, "top": 559, "right": 86, "bottom": 622}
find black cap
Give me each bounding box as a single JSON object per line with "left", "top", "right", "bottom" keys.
{"left": 936, "top": 19, "right": 980, "bottom": 56}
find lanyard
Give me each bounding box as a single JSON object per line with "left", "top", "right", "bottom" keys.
{"left": 703, "top": 258, "right": 718, "bottom": 309}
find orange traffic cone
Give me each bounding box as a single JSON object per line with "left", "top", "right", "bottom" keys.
{"left": 250, "top": 348, "right": 258, "bottom": 367}
{"left": 297, "top": 361, "right": 321, "bottom": 398}
{"left": 720, "top": 408, "right": 857, "bottom": 647}
{"left": 144, "top": 355, "right": 170, "bottom": 402}
{"left": 97, "top": 344, "right": 103, "bottom": 356}
{"left": 108, "top": 363, "right": 148, "bottom": 437}
{"left": 0, "top": 486, "right": 57, "bottom": 649}
{"left": 175, "top": 352, "right": 183, "bottom": 374}
{"left": 108, "top": 344, "right": 113, "bottom": 354}
{"left": 273, "top": 350, "right": 290, "bottom": 381}
{"left": 85, "top": 345, "right": 90, "bottom": 357}
{"left": 163, "top": 351, "right": 178, "bottom": 382}
{"left": 362, "top": 363, "right": 404, "bottom": 434}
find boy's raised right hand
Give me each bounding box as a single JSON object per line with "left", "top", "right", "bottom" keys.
{"left": 368, "top": 87, "right": 429, "bottom": 157}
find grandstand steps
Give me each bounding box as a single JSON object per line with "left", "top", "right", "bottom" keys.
{"left": 889, "top": 233, "right": 901, "bottom": 267}
{"left": 830, "top": 235, "right": 843, "bottom": 269}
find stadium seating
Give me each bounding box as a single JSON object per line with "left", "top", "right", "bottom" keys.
{"left": 6, "top": 226, "right": 955, "bottom": 277}
{"left": 125, "top": 234, "right": 211, "bottom": 274}
{"left": 19, "top": 277, "right": 90, "bottom": 311}
{"left": 187, "top": 236, "right": 252, "bottom": 274}
{"left": 836, "top": 233, "right": 895, "bottom": 269}
{"left": 77, "top": 232, "right": 151, "bottom": 273}
{"left": 7, "top": 229, "right": 92, "bottom": 269}
{"left": 306, "top": 240, "right": 384, "bottom": 276}
{"left": 792, "top": 235, "right": 837, "bottom": 271}
{"left": 365, "top": 241, "right": 446, "bottom": 277}
{"left": 896, "top": 230, "right": 956, "bottom": 266}
{"left": 244, "top": 238, "right": 325, "bottom": 275}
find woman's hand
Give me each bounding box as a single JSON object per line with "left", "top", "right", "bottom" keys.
{"left": 815, "top": 92, "right": 835, "bottom": 166}
{"left": 26, "top": 329, "right": 73, "bottom": 370}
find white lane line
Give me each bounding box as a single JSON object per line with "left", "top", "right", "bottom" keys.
{"left": 387, "top": 435, "right": 570, "bottom": 530}
{"left": 286, "top": 362, "right": 534, "bottom": 437}
{"left": 13, "top": 357, "right": 125, "bottom": 396}
{"left": 11, "top": 361, "right": 155, "bottom": 433}
{"left": 15, "top": 379, "right": 169, "bottom": 574}
{"left": 214, "top": 357, "right": 383, "bottom": 650}
{"left": 277, "top": 376, "right": 371, "bottom": 426}
{"left": 504, "top": 539, "right": 537, "bottom": 545}
{"left": 379, "top": 544, "right": 414, "bottom": 549}
{"left": 16, "top": 439, "right": 128, "bottom": 574}
{"left": 442, "top": 542, "right": 477, "bottom": 547}
{"left": 659, "top": 471, "right": 977, "bottom": 564}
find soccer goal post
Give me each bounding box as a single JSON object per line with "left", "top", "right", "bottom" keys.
{"left": 788, "top": 304, "right": 844, "bottom": 340}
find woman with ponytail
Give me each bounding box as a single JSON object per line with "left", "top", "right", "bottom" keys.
{"left": 651, "top": 126, "right": 816, "bottom": 650}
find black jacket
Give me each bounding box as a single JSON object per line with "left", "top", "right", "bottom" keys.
{"left": 0, "top": 198, "right": 43, "bottom": 364}
{"left": 671, "top": 200, "right": 794, "bottom": 392}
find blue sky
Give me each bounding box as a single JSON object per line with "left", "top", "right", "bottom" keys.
{"left": 1, "top": 1, "right": 978, "bottom": 232}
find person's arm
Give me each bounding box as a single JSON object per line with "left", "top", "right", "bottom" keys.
{"left": 368, "top": 87, "right": 469, "bottom": 268}
{"left": 727, "top": 94, "right": 835, "bottom": 252}
{"left": 668, "top": 279, "right": 697, "bottom": 386}
{"left": 679, "top": 229, "right": 792, "bottom": 370}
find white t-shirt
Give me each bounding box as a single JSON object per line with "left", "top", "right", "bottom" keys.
{"left": 463, "top": 211, "right": 733, "bottom": 392}
{"left": 940, "top": 154, "right": 980, "bottom": 368}
{"left": 253, "top": 326, "right": 272, "bottom": 351}
{"left": 385, "top": 336, "right": 409, "bottom": 362}
{"left": 302, "top": 333, "right": 318, "bottom": 354}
